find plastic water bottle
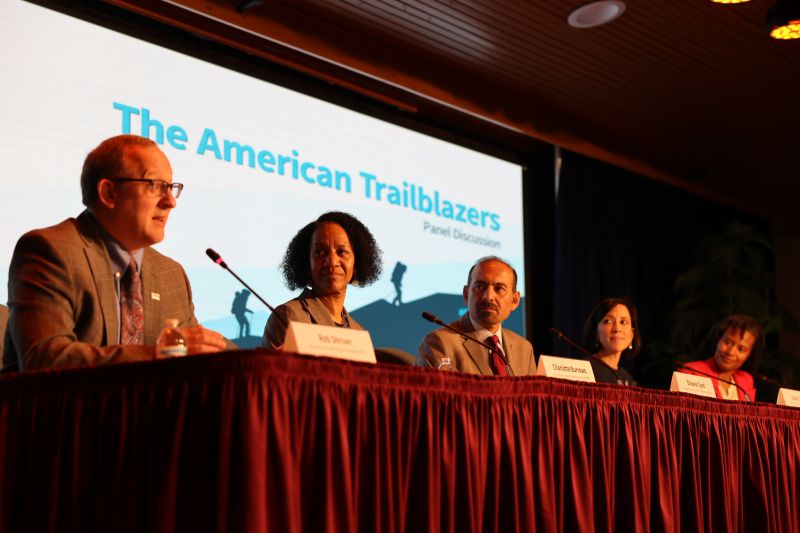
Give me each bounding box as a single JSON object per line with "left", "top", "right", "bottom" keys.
{"left": 437, "top": 357, "right": 455, "bottom": 371}
{"left": 156, "top": 318, "right": 188, "bottom": 357}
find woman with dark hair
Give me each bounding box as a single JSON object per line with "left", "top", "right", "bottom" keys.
{"left": 263, "top": 211, "right": 382, "bottom": 348}
{"left": 582, "top": 297, "right": 641, "bottom": 386}
{"left": 681, "top": 314, "right": 763, "bottom": 401}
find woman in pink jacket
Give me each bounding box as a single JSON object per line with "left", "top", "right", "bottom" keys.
{"left": 683, "top": 315, "right": 764, "bottom": 401}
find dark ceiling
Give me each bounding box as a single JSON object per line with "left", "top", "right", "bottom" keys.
{"left": 110, "top": 0, "right": 799, "bottom": 229}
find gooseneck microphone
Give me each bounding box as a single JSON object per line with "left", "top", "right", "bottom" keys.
{"left": 753, "top": 371, "right": 783, "bottom": 388}
{"left": 673, "top": 361, "right": 752, "bottom": 402}
{"left": 548, "top": 326, "right": 630, "bottom": 385}
{"left": 421, "top": 311, "right": 514, "bottom": 376}
{"left": 205, "top": 248, "right": 288, "bottom": 329}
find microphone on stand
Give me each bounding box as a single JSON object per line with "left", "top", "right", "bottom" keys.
{"left": 672, "top": 361, "right": 752, "bottom": 402}
{"left": 205, "top": 248, "right": 288, "bottom": 329}
{"left": 548, "top": 326, "right": 596, "bottom": 359}
{"left": 547, "top": 326, "right": 628, "bottom": 381}
{"left": 421, "top": 311, "right": 514, "bottom": 376}
{"left": 753, "top": 371, "right": 783, "bottom": 388}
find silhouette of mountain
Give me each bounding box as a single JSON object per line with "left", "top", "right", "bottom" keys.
{"left": 231, "top": 335, "right": 264, "bottom": 349}
{"left": 202, "top": 312, "right": 268, "bottom": 348}
{"left": 202, "top": 293, "right": 526, "bottom": 354}
{"left": 350, "top": 293, "right": 526, "bottom": 357}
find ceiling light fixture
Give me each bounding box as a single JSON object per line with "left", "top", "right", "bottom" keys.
{"left": 709, "top": 0, "right": 752, "bottom": 4}
{"left": 567, "top": 1, "right": 626, "bottom": 29}
{"left": 767, "top": 0, "right": 800, "bottom": 40}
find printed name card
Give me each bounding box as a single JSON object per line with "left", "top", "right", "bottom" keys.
{"left": 283, "top": 321, "right": 377, "bottom": 364}
{"left": 536, "top": 355, "right": 595, "bottom": 383}
{"left": 670, "top": 372, "right": 716, "bottom": 398}
{"left": 777, "top": 388, "right": 800, "bottom": 407}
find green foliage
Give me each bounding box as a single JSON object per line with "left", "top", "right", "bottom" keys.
{"left": 642, "top": 221, "right": 800, "bottom": 388}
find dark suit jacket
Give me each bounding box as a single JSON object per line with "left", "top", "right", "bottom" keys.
{"left": 263, "top": 287, "right": 363, "bottom": 349}
{"left": 0, "top": 304, "right": 7, "bottom": 364}
{"left": 419, "top": 313, "right": 535, "bottom": 376}
{"left": 3, "top": 211, "right": 200, "bottom": 371}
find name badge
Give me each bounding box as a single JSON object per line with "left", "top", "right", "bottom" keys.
{"left": 536, "top": 355, "right": 595, "bottom": 383}
{"left": 283, "top": 321, "right": 376, "bottom": 364}
{"left": 670, "top": 372, "right": 716, "bottom": 398}
{"left": 777, "top": 387, "right": 800, "bottom": 407}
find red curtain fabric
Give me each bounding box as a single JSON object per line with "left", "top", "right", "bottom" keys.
{"left": 1, "top": 350, "right": 799, "bottom": 533}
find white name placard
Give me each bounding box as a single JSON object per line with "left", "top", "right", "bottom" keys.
{"left": 777, "top": 387, "right": 800, "bottom": 407}
{"left": 670, "top": 372, "right": 716, "bottom": 398}
{"left": 283, "top": 321, "right": 377, "bottom": 364}
{"left": 536, "top": 355, "right": 595, "bottom": 383}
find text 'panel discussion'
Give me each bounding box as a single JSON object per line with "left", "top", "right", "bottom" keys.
{"left": 2, "top": 0, "right": 800, "bottom": 531}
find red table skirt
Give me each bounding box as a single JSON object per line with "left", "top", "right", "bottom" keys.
{"left": 1, "top": 350, "right": 798, "bottom": 532}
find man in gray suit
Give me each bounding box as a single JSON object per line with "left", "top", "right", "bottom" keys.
{"left": 3, "top": 135, "right": 228, "bottom": 372}
{"left": 419, "top": 256, "right": 535, "bottom": 376}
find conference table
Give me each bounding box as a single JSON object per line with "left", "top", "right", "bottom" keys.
{"left": 1, "top": 349, "right": 798, "bottom": 532}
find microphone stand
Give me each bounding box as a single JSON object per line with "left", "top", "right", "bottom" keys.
{"left": 753, "top": 371, "right": 784, "bottom": 388}
{"left": 421, "top": 311, "right": 514, "bottom": 376}
{"left": 206, "top": 248, "right": 289, "bottom": 329}
{"left": 548, "top": 326, "right": 630, "bottom": 386}
{"left": 673, "top": 361, "right": 752, "bottom": 402}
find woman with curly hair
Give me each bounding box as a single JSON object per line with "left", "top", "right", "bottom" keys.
{"left": 262, "top": 211, "right": 382, "bottom": 348}
{"left": 680, "top": 314, "right": 763, "bottom": 401}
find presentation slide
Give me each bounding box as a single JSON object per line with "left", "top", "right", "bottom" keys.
{"left": 0, "top": 0, "right": 526, "bottom": 356}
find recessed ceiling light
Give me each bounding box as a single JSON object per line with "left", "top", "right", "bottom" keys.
{"left": 767, "top": 0, "right": 800, "bottom": 40}
{"left": 567, "top": 1, "right": 627, "bottom": 29}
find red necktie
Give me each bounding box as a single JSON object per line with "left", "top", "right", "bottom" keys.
{"left": 120, "top": 257, "right": 144, "bottom": 345}
{"left": 489, "top": 334, "right": 508, "bottom": 376}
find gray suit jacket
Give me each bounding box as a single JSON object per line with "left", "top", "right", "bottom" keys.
{"left": 263, "top": 288, "right": 363, "bottom": 349}
{"left": 419, "top": 313, "right": 535, "bottom": 376}
{"left": 3, "top": 211, "right": 200, "bottom": 371}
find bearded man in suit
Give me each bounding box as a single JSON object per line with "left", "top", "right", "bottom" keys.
{"left": 419, "top": 256, "right": 535, "bottom": 376}
{"left": 3, "top": 134, "right": 229, "bottom": 372}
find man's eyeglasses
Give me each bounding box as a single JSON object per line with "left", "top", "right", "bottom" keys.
{"left": 109, "top": 178, "right": 184, "bottom": 199}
